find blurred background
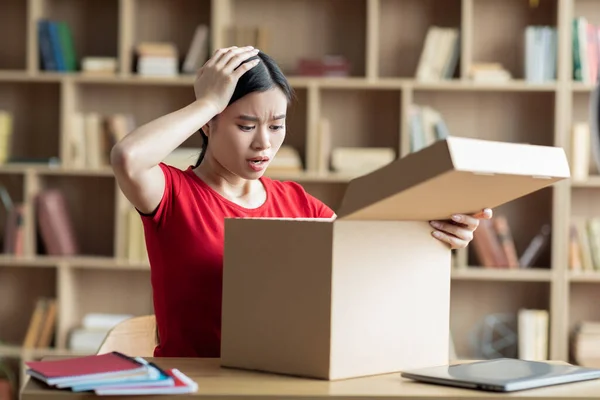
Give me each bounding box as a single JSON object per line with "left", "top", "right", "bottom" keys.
{"left": 1, "top": 0, "right": 600, "bottom": 398}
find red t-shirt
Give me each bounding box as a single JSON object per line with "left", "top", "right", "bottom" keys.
{"left": 140, "top": 162, "right": 335, "bottom": 358}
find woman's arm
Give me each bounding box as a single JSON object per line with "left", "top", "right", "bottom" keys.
{"left": 110, "top": 46, "right": 260, "bottom": 214}
{"left": 110, "top": 99, "right": 219, "bottom": 214}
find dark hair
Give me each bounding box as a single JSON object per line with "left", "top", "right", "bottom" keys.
{"left": 193, "top": 51, "right": 295, "bottom": 167}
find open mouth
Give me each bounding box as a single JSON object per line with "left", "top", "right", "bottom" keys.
{"left": 248, "top": 157, "right": 269, "bottom": 165}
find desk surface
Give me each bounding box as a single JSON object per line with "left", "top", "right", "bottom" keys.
{"left": 20, "top": 357, "right": 600, "bottom": 400}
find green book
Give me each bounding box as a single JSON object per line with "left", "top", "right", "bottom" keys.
{"left": 57, "top": 21, "right": 77, "bottom": 71}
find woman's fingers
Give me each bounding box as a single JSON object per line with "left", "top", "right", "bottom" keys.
{"left": 204, "top": 46, "right": 236, "bottom": 68}
{"left": 215, "top": 46, "right": 255, "bottom": 70}
{"left": 430, "top": 220, "right": 474, "bottom": 244}
{"left": 224, "top": 48, "right": 260, "bottom": 73}
{"left": 431, "top": 229, "right": 469, "bottom": 249}
{"left": 232, "top": 58, "right": 261, "bottom": 79}
{"left": 449, "top": 213, "right": 480, "bottom": 230}
{"left": 472, "top": 208, "right": 493, "bottom": 220}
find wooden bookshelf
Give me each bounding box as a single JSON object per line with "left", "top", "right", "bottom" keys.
{"left": 0, "top": 0, "right": 599, "bottom": 389}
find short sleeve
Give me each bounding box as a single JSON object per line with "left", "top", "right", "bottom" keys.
{"left": 138, "top": 162, "right": 183, "bottom": 226}
{"left": 277, "top": 180, "right": 336, "bottom": 219}
{"left": 305, "top": 191, "right": 335, "bottom": 219}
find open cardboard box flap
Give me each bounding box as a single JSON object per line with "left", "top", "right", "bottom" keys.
{"left": 335, "top": 136, "right": 571, "bottom": 221}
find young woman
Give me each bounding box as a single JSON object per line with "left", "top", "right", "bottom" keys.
{"left": 110, "top": 46, "right": 492, "bottom": 358}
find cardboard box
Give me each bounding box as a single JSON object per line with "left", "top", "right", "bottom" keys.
{"left": 220, "top": 136, "right": 570, "bottom": 380}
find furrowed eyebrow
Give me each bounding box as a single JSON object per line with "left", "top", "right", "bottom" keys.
{"left": 237, "top": 114, "right": 286, "bottom": 122}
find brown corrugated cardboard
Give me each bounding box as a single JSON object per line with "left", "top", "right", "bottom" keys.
{"left": 220, "top": 136, "right": 570, "bottom": 381}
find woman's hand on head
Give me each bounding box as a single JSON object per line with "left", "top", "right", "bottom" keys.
{"left": 429, "top": 208, "right": 493, "bottom": 250}
{"left": 194, "top": 46, "right": 261, "bottom": 114}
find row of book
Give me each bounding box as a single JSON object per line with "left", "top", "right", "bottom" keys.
{"left": 69, "top": 112, "right": 135, "bottom": 170}
{"left": 38, "top": 19, "right": 77, "bottom": 72}
{"left": 569, "top": 217, "right": 600, "bottom": 272}
{"left": 0, "top": 182, "right": 146, "bottom": 260}
{"left": 133, "top": 24, "right": 268, "bottom": 77}
{"left": 415, "top": 26, "right": 460, "bottom": 81}
{"left": 525, "top": 25, "right": 557, "bottom": 83}
{"left": 518, "top": 309, "right": 549, "bottom": 361}
{"left": 22, "top": 297, "right": 57, "bottom": 349}
{"left": 0, "top": 111, "right": 12, "bottom": 165}
{"left": 470, "top": 217, "right": 551, "bottom": 269}
{"left": 573, "top": 16, "right": 600, "bottom": 84}
{"left": 570, "top": 121, "right": 597, "bottom": 182}
{"left": 0, "top": 186, "right": 79, "bottom": 257}
{"left": 571, "top": 321, "right": 600, "bottom": 368}
{"left": 26, "top": 351, "right": 197, "bottom": 395}
{"left": 408, "top": 104, "right": 450, "bottom": 153}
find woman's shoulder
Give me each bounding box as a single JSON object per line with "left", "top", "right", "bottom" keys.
{"left": 262, "top": 176, "right": 335, "bottom": 219}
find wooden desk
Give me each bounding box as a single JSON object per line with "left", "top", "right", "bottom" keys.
{"left": 20, "top": 358, "right": 600, "bottom": 399}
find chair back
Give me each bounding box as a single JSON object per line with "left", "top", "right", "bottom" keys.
{"left": 96, "top": 314, "right": 158, "bottom": 357}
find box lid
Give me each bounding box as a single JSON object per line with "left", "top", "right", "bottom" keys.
{"left": 335, "top": 136, "right": 570, "bottom": 221}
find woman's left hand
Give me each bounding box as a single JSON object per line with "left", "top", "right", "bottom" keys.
{"left": 429, "top": 208, "right": 493, "bottom": 249}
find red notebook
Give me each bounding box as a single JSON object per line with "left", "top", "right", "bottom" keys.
{"left": 26, "top": 352, "right": 147, "bottom": 385}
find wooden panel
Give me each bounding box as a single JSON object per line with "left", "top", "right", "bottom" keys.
{"left": 0, "top": 0, "right": 28, "bottom": 70}
{"left": 286, "top": 88, "right": 308, "bottom": 169}
{"left": 231, "top": 0, "right": 367, "bottom": 76}
{"left": 76, "top": 83, "right": 203, "bottom": 149}
{"left": 472, "top": 0, "right": 558, "bottom": 79}
{"left": 450, "top": 280, "right": 550, "bottom": 359}
{"left": 574, "top": 0, "right": 600, "bottom": 25}
{"left": 413, "top": 90, "right": 556, "bottom": 146}
{"left": 572, "top": 91, "right": 592, "bottom": 124}
{"left": 379, "top": 0, "right": 461, "bottom": 78}
{"left": 63, "top": 268, "right": 153, "bottom": 341}
{"left": 37, "top": 176, "right": 115, "bottom": 257}
{"left": 571, "top": 188, "right": 600, "bottom": 217}
{"left": 0, "top": 82, "right": 60, "bottom": 161}
{"left": 133, "top": 0, "right": 211, "bottom": 63}
{"left": 44, "top": 0, "right": 119, "bottom": 60}
{"left": 320, "top": 88, "right": 401, "bottom": 151}
{"left": 0, "top": 266, "right": 56, "bottom": 344}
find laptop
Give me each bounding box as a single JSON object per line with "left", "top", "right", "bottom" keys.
{"left": 400, "top": 358, "right": 600, "bottom": 392}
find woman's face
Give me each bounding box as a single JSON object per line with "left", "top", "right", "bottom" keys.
{"left": 205, "top": 87, "right": 288, "bottom": 179}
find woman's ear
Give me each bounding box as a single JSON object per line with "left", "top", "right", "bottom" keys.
{"left": 202, "top": 117, "right": 217, "bottom": 137}
{"left": 201, "top": 122, "right": 210, "bottom": 137}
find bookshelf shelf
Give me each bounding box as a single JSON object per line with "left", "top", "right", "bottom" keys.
{"left": 571, "top": 177, "right": 600, "bottom": 188}
{"left": 131, "top": 0, "right": 212, "bottom": 74}
{"left": 451, "top": 279, "right": 551, "bottom": 359}
{"left": 452, "top": 267, "right": 554, "bottom": 282}
{"left": 0, "top": 0, "right": 28, "bottom": 71}
{"left": 0, "top": 0, "right": 597, "bottom": 389}
{"left": 569, "top": 282, "right": 600, "bottom": 336}
{"left": 0, "top": 81, "right": 61, "bottom": 161}
{"left": 471, "top": 0, "right": 558, "bottom": 81}
{"left": 569, "top": 272, "right": 600, "bottom": 282}
{"left": 40, "top": 0, "right": 120, "bottom": 63}
{"left": 377, "top": 0, "right": 461, "bottom": 79}
{"left": 0, "top": 266, "right": 57, "bottom": 345}
{"left": 225, "top": 0, "right": 367, "bottom": 77}
{"left": 318, "top": 88, "right": 402, "bottom": 154}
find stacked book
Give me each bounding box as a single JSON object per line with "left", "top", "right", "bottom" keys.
{"left": 25, "top": 351, "right": 197, "bottom": 395}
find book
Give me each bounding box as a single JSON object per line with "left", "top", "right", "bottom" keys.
{"left": 24, "top": 352, "right": 198, "bottom": 395}
{"left": 94, "top": 369, "right": 198, "bottom": 395}
{"left": 25, "top": 352, "right": 148, "bottom": 386}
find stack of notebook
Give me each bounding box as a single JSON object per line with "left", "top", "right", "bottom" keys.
{"left": 25, "top": 351, "right": 197, "bottom": 395}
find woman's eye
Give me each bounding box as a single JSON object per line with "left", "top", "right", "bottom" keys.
{"left": 238, "top": 125, "right": 254, "bottom": 132}
{"left": 270, "top": 125, "right": 284, "bottom": 131}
